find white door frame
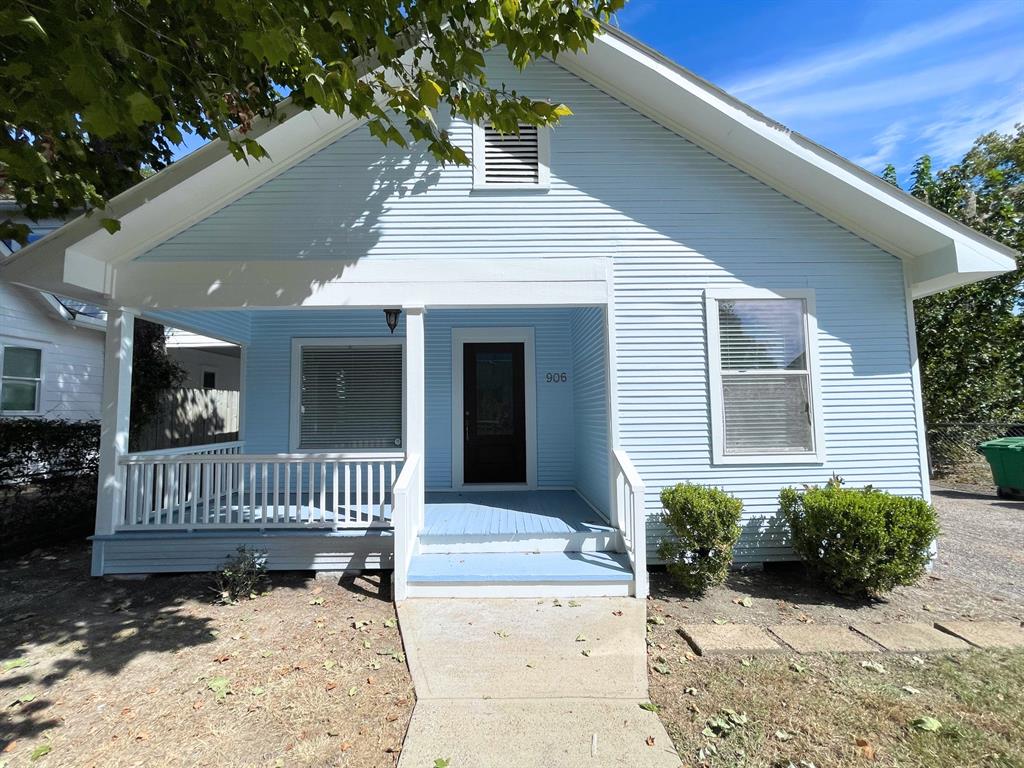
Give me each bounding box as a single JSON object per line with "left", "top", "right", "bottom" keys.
{"left": 451, "top": 327, "right": 537, "bottom": 491}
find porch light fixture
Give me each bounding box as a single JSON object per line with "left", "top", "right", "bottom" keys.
{"left": 383, "top": 308, "right": 401, "bottom": 334}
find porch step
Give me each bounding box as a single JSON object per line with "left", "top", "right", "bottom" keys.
{"left": 406, "top": 551, "right": 633, "bottom": 586}
{"left": 417, "top": 528, "right": 620, "bottom": 554}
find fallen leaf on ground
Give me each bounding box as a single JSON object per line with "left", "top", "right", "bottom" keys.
{"left": 645, "top": 735, "right": 655, "bottom": 746}
{"left": 860, "top": 661, "right": 886, "bottom": 674}
{"left": 855, "top": 737, "right": 875, "bottom": 759}
{"left": 911, "top": 716, "right": 942, "bottom": 732}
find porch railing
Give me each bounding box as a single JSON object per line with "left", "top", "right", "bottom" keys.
{"left": 116, "top": 447, "right": 402, "bottom": 530}
{"left": 391, "top": 452, "right": 423, "bottom": 602}
{"left": 612, "top": 447, "right": 647, "bottom": 598}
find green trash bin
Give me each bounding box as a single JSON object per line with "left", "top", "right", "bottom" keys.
{"left": 978, "top": 437, "right": 1024, "bottom": 500}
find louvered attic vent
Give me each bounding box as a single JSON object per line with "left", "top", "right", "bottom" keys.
{"left": 473, "top": 123, "right": 550, "bottom": 189}
{"left": 484, "top": 125, "right": 539, "bottom": 184}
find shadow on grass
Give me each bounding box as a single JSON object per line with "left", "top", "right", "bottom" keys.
{"left": 0, "top": 543, "right": 317, "bottom": 747}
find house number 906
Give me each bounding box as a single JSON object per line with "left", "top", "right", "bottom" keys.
{"left": 545, "top": 372, "right": 568, "bottom": 383}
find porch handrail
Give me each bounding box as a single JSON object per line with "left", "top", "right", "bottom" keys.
{"left": 612, "top": 447, "right": 648, "bottom": 598}
{"left": 119, "top": 450, "right": 399, "bottom": 464}
{"left": 125, "top": 441, "right": 244, "bottom": 459}
{"left": 116, "top": 451, "right": 402, "bottom": 531}
{"left": 391, "top": 452, "right": 423, "bottom": 603}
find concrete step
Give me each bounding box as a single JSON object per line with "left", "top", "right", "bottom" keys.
{"left": 405, "top": 551, "right": 634, "bottom": 597}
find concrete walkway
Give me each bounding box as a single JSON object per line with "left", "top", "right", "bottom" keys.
{"left": 396, "top": 598, "right": 681, "bottom": 767}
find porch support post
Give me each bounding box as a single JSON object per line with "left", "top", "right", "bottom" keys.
{"left": 405, "top": 306, "right": 425, "bottom": 503}
{"left": 94, "top": 310, "right": 134, "bottom": 561}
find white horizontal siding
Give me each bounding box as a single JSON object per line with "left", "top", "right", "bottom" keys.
{"left": 136, "top": 53, "right": 925, "bottom": 563}
{"left": 0, "top": 281, "right": 104, "bottom": 421}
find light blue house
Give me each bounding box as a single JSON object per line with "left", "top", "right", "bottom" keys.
{"left": 3, "top": 28, "right": 1015, "bottom": 600}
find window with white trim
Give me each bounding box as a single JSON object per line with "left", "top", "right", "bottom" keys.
{"left": 1, "top": 345, "right": 43, "bottom": 414}
{"left": 472, "top": 123, "right": 550, "bottom": 189}
{"left": 295, "top": 341, "right": 403, "bottom": 451}
{"left": 706, "top": 291, "right": 823, "bottom": 463}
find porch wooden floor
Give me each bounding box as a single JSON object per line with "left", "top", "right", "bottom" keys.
{"left": 422, "top": 490, "right": 611, "bottom": 537}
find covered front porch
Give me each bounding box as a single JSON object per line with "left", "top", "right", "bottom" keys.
{"left": 92, "top": 296, "right": 647, "bottom": 598}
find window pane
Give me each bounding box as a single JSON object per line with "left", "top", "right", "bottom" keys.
{"left": 722, "top": 374, "right": 813, "bottom": 454}
{"left": 299, "top": 345, "right": 402, "bottom": 450}
{"left": 3, "top": 347, "right": 42, "bottom": 378}
{"left": 719, "top": 299, "right": 806, "bottom": 370}
{"left": 1, "top": 380, "right": 39, "bottom": 411}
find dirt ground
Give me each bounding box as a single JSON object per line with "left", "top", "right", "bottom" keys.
{"left": 648, "top": 487, "right": 1024, "bottom": 629}
{"left": 646, "top": 485, "right": 1024, "bottom": 767}
{"left": 0, "top": 546, "right": 413, "bottom": 768}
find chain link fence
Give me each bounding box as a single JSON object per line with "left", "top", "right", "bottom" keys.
{"left": 927, "top": 422, "right": 1024, "bottom": 485}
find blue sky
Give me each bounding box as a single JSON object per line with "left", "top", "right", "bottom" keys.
{"left": 613, "top": 0, "right": 1024, "bottom": 182}
{"left": 173, "top": 1, "right": 1024, "bottom": 182}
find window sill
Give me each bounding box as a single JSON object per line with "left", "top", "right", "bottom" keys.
{"left": 470, "top": 184, "right": 550, "bottom": 194}
{"left": 712, "top": 453, "right": 826, "bottom": 466}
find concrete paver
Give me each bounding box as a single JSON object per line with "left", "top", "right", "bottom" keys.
{"left": 852, "top": 622, "right": 970, "bottom": 652}
{"left": 678, "top": 623, "right": 783, "bottom": 656}
{"left": 770, "top": 624, "right": 879, "bottom": 654}
{"left": 933, "top": 621, "right": 1024, "bottom": 649}
{"left": 397, "top": 698, "right": 681, "bottom": 768}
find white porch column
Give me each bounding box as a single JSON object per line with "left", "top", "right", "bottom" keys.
{"left": 94, "top": 310, "right": 134, "bottom": 543}
{"left": 404, "top": 306, "right": 425, "bottom": 502}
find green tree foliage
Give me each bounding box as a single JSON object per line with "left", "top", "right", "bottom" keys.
{"left": 0, "top": 0, "right": 623, "bottom": 244}
{"left": 901, "top": 127, "right": 1024, "bottom": 425}
{"left": 130, "top": 319, "right": 186, "bottom": 446}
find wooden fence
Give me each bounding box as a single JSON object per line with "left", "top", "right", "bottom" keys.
{"left": 132, "top": 388, "right": 240, "bottom": 452}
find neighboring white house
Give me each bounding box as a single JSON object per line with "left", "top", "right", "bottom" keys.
{"left": 0, "top": 207, "right": 106, "bottom": 421}
{"left": 1, "top": 27, "right": 1016, "bottom": 600}
{"left": 164, "top": 327, "right": 242, "bottom": 392}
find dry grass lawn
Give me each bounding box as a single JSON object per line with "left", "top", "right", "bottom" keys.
{"left": 0, "top": 544, "right": 413, "bottom": 768}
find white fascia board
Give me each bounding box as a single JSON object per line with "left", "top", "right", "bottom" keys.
{"left": 104, "top": 256, "right": 611, "bottom": 310}
{"left": 561, "top": 28, "right": 1018, "bottom": 288}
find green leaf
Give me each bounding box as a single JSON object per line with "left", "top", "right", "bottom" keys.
{"left": 99, "top": 218, "right": 121, "bottom": 235}
{"left": 207, "top": 676, "right": 231, "bottom": 701}
{"left": 433, "top": 760, "right": 451, "bottom": 768}
{"left": 639, "top": 701, "right": 660, "bottom": 712}
{"left": 911, "top": 716, "right": 942, "bottom": 732}
{"left": 30, "top": 744, "right": 51, "bottom": 761}
{"left": 553, "top": 103, "right": 573, "bottom": 117}
{"left": 127, "top": 92, "right": 162, "bottom": 124}
{"left": 328, "top": 10, "right": 354, "bottom": 31}
{"left": 419, "top": 78, "right": 444, "bottom": 109}
{"left": 2, "top": 658, "right": 30, "bottom": 671}
{"left": 20, "top": 16, "right": 46, "bottom": 37}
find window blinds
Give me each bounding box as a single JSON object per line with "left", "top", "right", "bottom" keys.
{"left": 299, "top": 345, "right": 403, "bottom": 450}
{"left": 717, "top": 299, "right": 813, "bottom": 455}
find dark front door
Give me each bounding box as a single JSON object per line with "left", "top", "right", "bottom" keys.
{"left": 463, "top": 342, "right": 526, "bottom": 484}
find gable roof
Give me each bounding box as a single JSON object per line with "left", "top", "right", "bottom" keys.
{"left": 1, "top": 25, "right": 1017, "bottom": 302}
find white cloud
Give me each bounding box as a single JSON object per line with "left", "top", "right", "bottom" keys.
{"left": 854, "top": 121, "right": 907, "bottom": 171}
{"left": 761, "top": 47, "right": 1024, "bottom": 120}
{"left": 727, "top": 2, "right": 1020, "bottom": 103}
{"left": 917, "top": 92, "right": 1024, "bottom": 165}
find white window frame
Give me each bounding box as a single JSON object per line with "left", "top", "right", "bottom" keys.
{"left": 289, "top": 337, "right": 406, "bottom": 456}
{"left": 451, "top": 327, "right": 537, "bottom": 490}
{"left": 705, "top": 288, "right": 826, "bottom": 465}
{"left": 472, "top": 123, "right": 551, "bottom": 191}
{"left": 0, "top": 343, "right": 45, "bottom": 416}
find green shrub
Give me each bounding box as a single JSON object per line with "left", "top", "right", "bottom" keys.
{"left": 779, "top": 479, "right": 939, "bottom": 597}
{"left": 214, "top": 547, "right": 268, "bottom": 604}
{"left": 657, "top": 483, "right": 743, "bottom": 594}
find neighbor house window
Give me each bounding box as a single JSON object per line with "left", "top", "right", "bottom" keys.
{"left": 706, "top": 290, "right": 824, "bottom": 464}
{"left": 1, "top": 345, "right": 43, "bottom": 413}
{"left": 472, "top": 123, "right": 550, "bottom": 189}
{"left": 291, "top": 340, "right": 403, "bottom": 451}
{"left": 202, "top": 370, "right": 217, "bottom": 390}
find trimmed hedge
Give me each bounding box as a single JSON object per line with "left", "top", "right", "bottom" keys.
{"left": 779, "top": 479, "right": 939, "bottom": 597}
{"left": 0, "top": 418, "right": 99, "bottom": 558}
{"left": 657, "top": 483, "right": 743, "bottom": 594}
